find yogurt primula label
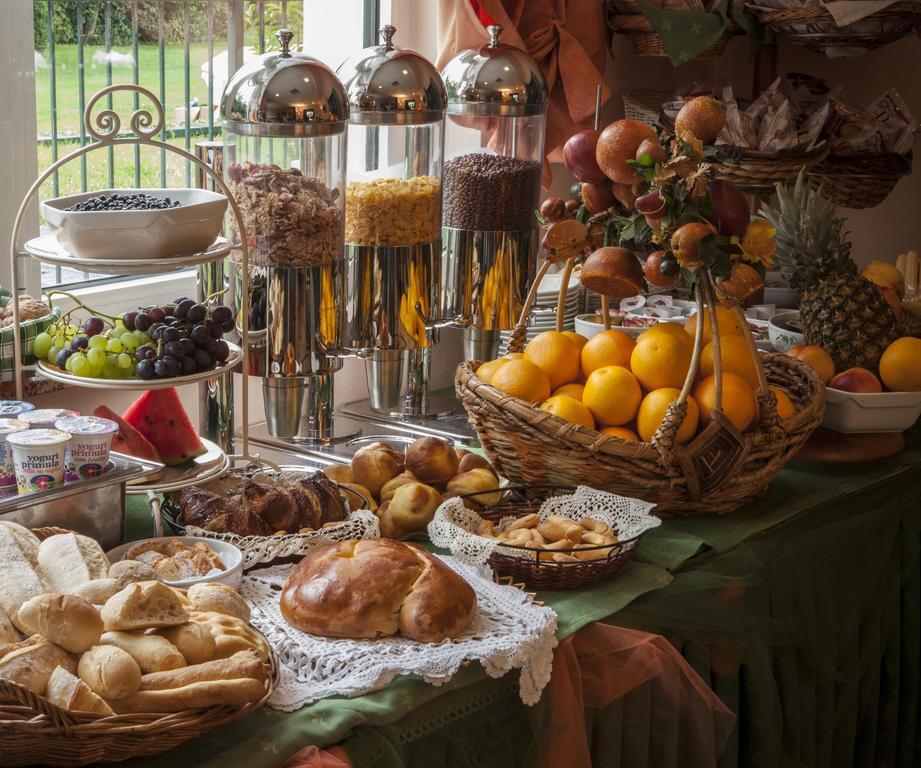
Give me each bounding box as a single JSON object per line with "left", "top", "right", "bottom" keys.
{"left": 20, "top": 409, "right": 79, "bottom": 428}
{"left": 56, "top": 416, "right": 116, "bottom": 480}
{"left": 0, "top": 419, "right": 30, "bottom": 488}
{"left": 7, "top": 428, "right": 70, "bottom": 494}
{"left": 0, "top": 401, "right": 35, "bottom": 418}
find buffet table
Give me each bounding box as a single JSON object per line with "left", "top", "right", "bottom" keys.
{"left": 124, "top": 426, "right": 921, "bottom": 768}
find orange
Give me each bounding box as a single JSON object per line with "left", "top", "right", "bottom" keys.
{"left": 684, "top": 305, "right": 745, "bottom": 346}
{"left": 694, "top": 372, "right": 756, "bottom": 432}
{"left": 504, "top": 352, "right": 524, "bottom": 359}
{"left": 600, "top": 426, "right": 639, "bottom": 441}
{"left": 553, "top": 382, "right": 585, "bottom": 400}
{"left": 540, "top": 395, "right": 595, "bottom": 430}
{"left": 638, "top": 322, "right": 694, "bottom": 350}
{"left": 769, "top": 386, "right": 795, "bottom": 420}
{"left": 630, "top": 333, "right": 692, "bottom": 391}
{"left": 879, "top": 337, "right": 921, "bottom": 391}
{"left": 582, "top": 365, "right": 642, "bottom": 426}
{"left": 476, "top": 358, "right": 509, "bottom": 385}
{"left": 490, "top": 359, "right": 551, "bottom": 404}
{"left": 562, "top": 331, "right": 588, "bottom": 351}
{"left": 636, "top": 388, "right": 700, "bottom": 444}
{"left": 787, "top": 344, "right": 835, "bottom": 385}
{"left": 700, "top": 334, "right": 760, "bottom": 389}
{"left": 524, "top": 331, "right": 581, "bottom": 390}
{"left": 596, "top": 119, "right": 658, "bottom": 185}
{"left": 580, "top": 329, "right": 636, "bottom": 379}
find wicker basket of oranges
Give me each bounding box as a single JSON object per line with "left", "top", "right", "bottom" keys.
{"left": 455, "top": 129, "right": 825, "bottom": 515}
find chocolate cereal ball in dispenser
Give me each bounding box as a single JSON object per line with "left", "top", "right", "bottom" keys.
{"left": 338, "top": 25, "right": 451, "bottom": 417}
{"left": 440, "top": 25, "right": 548, "bottom": 362}
{"left": 222, "top": 29, "right": 352, "bottom": 440}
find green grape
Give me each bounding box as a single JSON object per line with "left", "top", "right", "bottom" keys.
{"left": 65, "top": 324, "right": 77, "bottom": 337}
{"left": 71, "top": 355, "right": 91, "bottom": 377}
{"left": 103, "top": 356, "right": 120, "bottom": 379}
{"left": 88, "top": 335, "right": 108, "bottom": 350}
{"left": 105, "top": 338, "right": 124, "bottom": 353}
{"left": 51, "top": 334, "right": 65, "bottom": 349}
{"left": 33, "top": 332, "right": 52, "bottom": 359}
{"left": 47, "top": 345, "right": 62, "bottom": 364}
{"left": 114, "top": 320, "right": 125, "bottom": 329}
{"left": 117, "top": 352, "right": 132, "bottom": 369}
{"left": 65, "top": 354, "right": 76, "bottom": 372}
{"left": 86, "top": 347, "right": 106, "bottom": 368}
{"left": 120, "top": 333, "right": 139, "bottom": 351}
{"left": 133, "top": 330, "right": 149, "bottom": 345}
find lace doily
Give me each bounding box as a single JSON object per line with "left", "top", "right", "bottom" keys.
{"left": 241, "top": 557, "right": 558, "bottom": 711}
{"left": 183, "top": 510, "right": 380, "bottom": 570}
{"left": 428, "top": 485, "right": 661, "bottom": 565}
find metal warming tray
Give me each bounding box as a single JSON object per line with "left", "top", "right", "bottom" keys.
{"left": 0, "top": 451, "right": 163, "bottom": 549}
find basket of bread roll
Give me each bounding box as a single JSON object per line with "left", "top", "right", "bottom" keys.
{"left": 429, "top": 486, "right": 661, "bottom": 589}
{"left": 0, "top": 523, "right": 276, "bottom": 767}
{"left": 320, "top": 437, "right": 504, "bottom": 540}
{"left": 161, "top": 466, "right": 382, "bottom": 568}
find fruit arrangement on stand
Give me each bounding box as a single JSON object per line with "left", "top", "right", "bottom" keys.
{"left": 32, "top": 293, "right": 236, "bottom": 382}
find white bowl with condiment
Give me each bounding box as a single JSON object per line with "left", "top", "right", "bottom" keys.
{"left": 574, "top": 313, "right": 660, "bottom": 340}
{"left": 41, "top": 188, "right": 228, "bottom": 261}
{"left": 822, "top": 388, "right": 921, "bottom": 433}
{"left": 768, "top": 311, "right": 805, "bottom": 353}
{"left": 106, "top": 536, "right": 244, "bottom": 590}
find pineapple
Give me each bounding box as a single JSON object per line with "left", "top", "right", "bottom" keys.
{"left": 762, "top": 171, "right": 899, "bottom": 373}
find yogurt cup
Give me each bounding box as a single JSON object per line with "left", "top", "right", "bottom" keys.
{"left": 0, "top": 419, "right": 30, "bottom": 487}
{"left": 55, "top": 415, "right": 117, "bottom": 481}
{"left": 19, "top": 408, "right": 80, "bottom": 429}
{"left": 7, "top": 428, "right": 71, "bottom": 494}
{"left": 0, "top": 401, "right": 35, "bottom": 419}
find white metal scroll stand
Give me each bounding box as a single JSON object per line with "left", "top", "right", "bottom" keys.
{"left": 8, "top": 84, "right": 264, "bottom": 530}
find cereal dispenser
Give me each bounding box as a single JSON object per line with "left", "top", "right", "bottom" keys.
{"left": 221, "top": 29, "right": 355, "bottom": 441}
{"left": 441, "top": 25, "right": 548, "bottom": 361}
{"left": 337, "top": 25, "right": 451, "bottom": 417}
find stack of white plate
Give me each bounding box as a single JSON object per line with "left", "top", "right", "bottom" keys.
{"left": 498, "top": 271, "right": 581, "bottom": 354}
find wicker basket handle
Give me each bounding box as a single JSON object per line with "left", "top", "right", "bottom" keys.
{"left": 556, "top": 257, "right": 576, "bottom": 333}
{"left": 0, "top": 678, "right": 79, "bottom": 731}
{"left": 506, "top": 259, "right": 553, "bottom": 354}
{"left": 701, "top": 272, "right": 725, "bottom": 415}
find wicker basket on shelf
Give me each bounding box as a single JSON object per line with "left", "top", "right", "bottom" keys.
{"left": 709, "top": 143, "right": 829, "bottom": 192}
{"left": 808, "top": 153, "right": 912, "bottom": 209}
{"left": 455, "top": 263, "right": 825, "bottom": 515}
{"left": 622, "top": 89, "right": 673, "bottom": 127}
{"left": 748, "top": 2, "right": 921, "bottom": 55}
{"left": 607, "top": 12, "right": 740, "bottom": 58}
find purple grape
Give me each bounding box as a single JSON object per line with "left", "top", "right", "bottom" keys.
{"left": 179, "top": 338, "right": 196, "bottom": 356}
{"left": 180, "top": 355, "right": 197, "bottom": 375}
{"left": 155, "top": 356, "right": 179, "bottom": 378}
{"left": 186, "top": 303, "right": 206, "bottom": 323}
{"left": 213, "top": 339, "right": 230, "bottom": 362}
{"left": 55, "top": 349, "right": 73, "bottom": 369}
{"left": 136, "top": 359, "right": 155, "bottom": 379}
{"left": 164, "top": 340, "right": 184, "bottom": 358}
{"left": 70, "top": 335, "right": 89, "bottom": 350}
{"left": 175, "top": 299, "right": 195, "bottom": 319}
{"left": 191, "top": 325, "right": 211, "bottom": 345}
{"left": 206, "top": 319, "right": 223, "bottom": 338}
{"left": 173, "top": 296, "right": 192, "bottom": 306}
{"left": 122, "top": 311, "right": 138, "bottom": 331}
{"left": 148, "top": 307, "right": 166, "bottom": 323}
{"left": 192, "top": 348, "right": 214, "bottom": 371}
{"left": 162, "top": 327, "right": 180, "bottom": 343}
{"left": 211, "top": 306, "right": 232, "bottom": 325}
{"left": 164, "top": 315, "right": 180, "bottom": 326}
{"left": 134, "top": 312, "right": 151, "bottom": 332}
{"left": 83, "top": 317, "right": 104, "bottom": 337}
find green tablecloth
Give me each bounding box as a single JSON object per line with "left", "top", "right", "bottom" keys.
{"left": 126, "top": 427, "right": 921, "bottom": 768}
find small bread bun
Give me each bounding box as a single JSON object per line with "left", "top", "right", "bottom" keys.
{"left": 377, "top": 483, "right": 442, "bottom": 539}
{"left": 446, "top": 468, "right": 502, "bottom": 509}
{"left": 108, "top": 560, "right": 160, "bottom": 588}
{"left": 379, "top": 471, "right": 419, "bottom": 503}
{"left": 351, "top": 449, "right": 403, "bottom": 498}
{"left": 154, "top": 622, "right": 216, "bottom": 665}
{"left": 322, "top": 464, "right": 354, "bottom": 484}
{"left": 186, "top": 583, "right": 250, "bottom": 623}
{"left": 457, "top": 452, "right": 492, "bottom": 474}
{"left": 78, "top": 644, "right": 142, "bottom": 699}
{"left": 16, "top": 593, "right": 103, "bottom": 654}
{"left": 405, "top": 437, "right": 458, "bottom": 485}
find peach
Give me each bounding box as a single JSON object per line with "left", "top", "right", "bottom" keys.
{"left": 788, "top": 344, "right": 835, "bottom": 385}
{"left": 879, "top": 285, "right": 903, "bottom": 319}
{"left": 829, "top": 367, "right": 882, "bottom": 393}
{"left": 861, "top": 260, "right": 905, "bottom": 300}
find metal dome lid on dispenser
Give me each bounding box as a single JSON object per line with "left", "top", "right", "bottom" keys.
{"left": 440, "top": 24, "right": 549, "bottom": 361}
{"left": 336, "top": 24, "right": 452, "bottom": 419}
{"left": 221, "top": 28, "right": 355, "bottom": 442}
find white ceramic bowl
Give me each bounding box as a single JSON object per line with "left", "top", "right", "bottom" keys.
{"left": 822, "top": 388, "right": 921, "bottom": 433}
{"left": 574, "top": 313, "right": 661, "bottom": 340}
{"left": 107, "top": 536, "right": 243, "bottom": 590}
{"left": 41, "top": 188, "right": 228, "bottom": 261}
{"left": 768, "top": 311, "right": 805, "bottom": 353}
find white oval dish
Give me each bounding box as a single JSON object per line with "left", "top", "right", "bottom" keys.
{"left": 822, "top": 387, "right": 921, "bottom": 434}
{"left": 106, "top": 536, "right": 244, "bottom": 590}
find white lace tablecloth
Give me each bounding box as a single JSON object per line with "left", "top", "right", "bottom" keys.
{"left": 241, "top": 557, "right": 558, "bottom": 711}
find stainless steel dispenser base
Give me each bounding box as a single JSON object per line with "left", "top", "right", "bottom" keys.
{"left": 463, "top": 328, "right": 501, "bottom": 362}
{"left": 338, "top": 398, "right": 476, "bottom": 444}
{"left": 262, "top": 374, "right": 360, "bottom": 445}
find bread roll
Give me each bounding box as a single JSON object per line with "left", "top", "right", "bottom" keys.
{"left": 337, "top": 481, "right": 377, "bottom": 512}
{"left": 379, "top": 471, "right": 419, "bottom": 503}
{"left": 153, "top": 622, "right": 215, "bottom": 665}
{"left": 108, "top": 677, "right": 266, "bottom": 713}
{"left": 16, "top": 593, "right": 103, "bottom": 654}
{"left": 351, "top": 449, "right": 402, "bottom": 498}
{"left": 38, "top": 533, "right": 109, "bottom": 594}
{"left": 457, "top": 451, "right": 492, "bottom": 474}
{"left": 186, "top": 583, "right": 250, "bottom": 622}
{"left": 45, "top": 665, "right": 114, "bottom": 715}
{"left": 78, "top": 645, "right": 142, "bottom": 699}
{"left": 189, "top": 611, "right": 269, "bottom": 661}
{"left": 138, "top": 650, "right": 265, "bottom": 691}
{"left": 446, "top": 468, "right": 502, "bottom": 508}
{"left": 376, "top": 482, "right": 442, "bottom": 539}
{"left": 405, "top": 437, "right": 458, "bottom": 484}
{"left": 73, "top": 578, "right": 121, "bottom": 605}
{"left": 280, "top": 540, "right": 476, "bottom": 642}
{"left": 0, "top": 637, "right": 76, "bottom": 695}
{"left": 322, "top": 464, "right": 353, "bottom": 484}
{"left": 100, "top": 631, "right": 186, "bottom": 673}
{"left": 0, "top": 609, "right": 18, "bottom": 644}
{"left": 101, "top": 581, "right": 189, "bottom": 631}
{"left": 107, "top": 560, "right": 160, "bottom": 588}
{"left": 0, "top": 525, "right": 48, "bottom": 631}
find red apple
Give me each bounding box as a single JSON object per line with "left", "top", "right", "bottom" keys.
{"left": 563, "top": 130, "right": 607, "bottom": 184}
{"left": 644, "top": 250, "right": 678, "bottom": 288}
{"left": 829, "top": 367, "right": 882, "bottom": 393}
{"left": 708, "top": 179, "right": 751, "bottom": 238}
{"left": 635, "top": 190, "right": 666, "bottom": 227}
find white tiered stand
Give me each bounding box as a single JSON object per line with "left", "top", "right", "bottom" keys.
{"left": 8, "top": 85, "right": 265, "bottom": 528}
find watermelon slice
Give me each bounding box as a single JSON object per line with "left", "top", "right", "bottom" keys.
{"left": 94, "top": 405, "right": 161, "bottom": 463}
{"left": 122, "top": 388, "right": 206, "bottom": 466}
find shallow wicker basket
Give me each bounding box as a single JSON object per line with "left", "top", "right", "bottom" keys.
{"left": 748, "top": 2, "right": 921, "bottom": 55}
{"left": 710, "top": 143, "right": 829, "bottom": 192}
{"left": 455, "top": 262, "right": 826, "bottom": 515}
{"left": 0, "top": 530, "right": 278, "bottom": 767}
{"left": 808, "top": 153, "right": 912, "bottom": 209}
{"left": 607, "top": 12, "right": 739, "bottom": 58}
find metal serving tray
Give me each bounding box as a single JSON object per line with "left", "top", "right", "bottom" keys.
{"left": 0, "top": 451, "right": 162, "bottom": 549}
